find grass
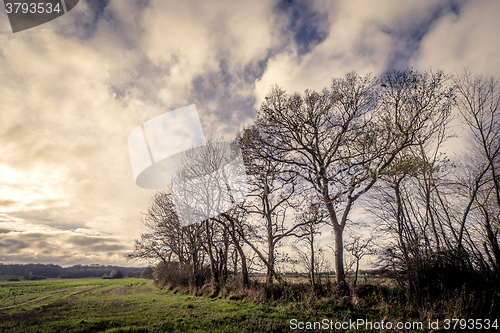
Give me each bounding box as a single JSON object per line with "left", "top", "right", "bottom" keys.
{"left": 0, "top": 278, "right": 296, "bottom": 333}
{"left": 1, "top": 276, "right": 495, "bottom": 332}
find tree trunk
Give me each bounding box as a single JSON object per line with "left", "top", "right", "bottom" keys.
{"left": 233, "top": 249, "right": 238, "bottom": 277}
{"left": 309, "top": 223, "right": 315, "bottom": 288}
{"left": 231, "top": 232, "right": 249, "bottom": 288}
{"left": 205, "top": 220, "right": 220, "bottom": 294}
{"left": 333, "top": 226, "right": 346, "bottom": 283}
{"left": 222, "top": 232, "right": 229, "bottom": 283}
{"left": 242, "top": 235, "right": 286, "bottom": 285}
{"left": 213, "top": 215, "right": 250, "bottom": 287}
{"left": 324, "top": 198, "right": 346, "bottom": 283}
{"left": 266, "top": 240, "right": 274, "bottom": 284}
{"left": 264, "top": 183, "right": 274, "bottom": 285}
{"left": 354, "top": 257, "right": 359, "bottom": 286}
{"left": 394, "top": 179, "right": 410, "bottom": 263}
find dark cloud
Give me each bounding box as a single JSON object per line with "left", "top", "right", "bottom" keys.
{"left": 69, "top": 0, "right": 112, "bottom": 39}
{"left": 0, "top": 232, "right": 131, "bottom": 266}
{"left": 0, "top": 238, "right": 28, "bottom": 251}
{"left": 69, "top": 235, "right": 109, "bottom": 246}
{"left": 190, "top": 69, "right": 257, "bottom": 138}
{"left": 13, "top": 232, "right": 47, "bottom": 242}
{"left": 91, "top": 243, "right": 128, "bottom": 252}
{"left": 276, "top": 0, "right": 329, "bottom": 55}
{"left": 0, "top": 123, "right": 30, "bottom": 142}
{"left": 68, "top": 234, "right": 127, "bottom": 250}
{"left": 382, "top": 0, "right": 467, "bottom": 70}
{"left": 10, "top": 209, "right": 88, "bottom": 230}
{"left": 108, "top": 55, "right": 174, "bottom": 105}
{"left": 0, "top": 199, "right": 17, "bottom": 207}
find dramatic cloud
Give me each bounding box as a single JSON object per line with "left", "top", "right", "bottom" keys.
{"left": 255, "top": 0, "right": 465, "bottom": 99}
{"left": 0, "top": 0, "right": 498, "bottom": 266}
{"left": 0, "top": 215, "right": 129, "bottom": 265}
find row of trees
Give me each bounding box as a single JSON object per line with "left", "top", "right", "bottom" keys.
{"left": 0, "top": 263, "right": 145, "bottom": 278}
{"left": 129, "top": 69, "right": 500, "bottom": 295}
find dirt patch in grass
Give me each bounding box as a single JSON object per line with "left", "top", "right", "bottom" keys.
{"left": 112, "top": 287, "right": 132, "bottom": 296}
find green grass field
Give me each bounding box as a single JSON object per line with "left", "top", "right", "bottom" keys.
{"left": 0, "top": 278, "right": 300, "bottom": 333}
{"left": 2, "top": 276, "right": 482, "bottom": 333}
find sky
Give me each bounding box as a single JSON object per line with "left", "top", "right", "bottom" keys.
{"left": 1, "top": 0, "right": 500, "bottom": 268}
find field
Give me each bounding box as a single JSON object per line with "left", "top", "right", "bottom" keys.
{"left": 2, "top": 276, "right": 493, "bottom": 332}
{"left": 0, "top": 278, "right": 298, "bottom": 333}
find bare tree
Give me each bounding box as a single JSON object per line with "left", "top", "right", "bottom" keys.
{"left": 238, "top": 127, "right": 307, "bottom": 284}
{"left": 454, "top": 70, "right": 500, "bottom": 276}
{"left": 128, "top": 191, "right": 206, "bottom": 286}
{"left": 345, "top": 230, "right": 375, "bottom": 286}
{"left": 365, "top": 138, "right": 468, "bottom": 294}
{"left": 292, "top": 201, "right": 328, "bottom": 289}
{"left": 166, "top": 138, "right": 250, "bottom": 291}
{"left": 253, "top": 69, "right": 452, "bottom": 283}
{"left": 213, "top": 208, "right": 251, "bottom": 288}
{"left": 130, "top": 138, "right": 249, "bottom": 292}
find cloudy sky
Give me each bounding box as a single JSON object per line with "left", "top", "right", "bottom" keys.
{"left": 1, "top": 0, "right": 499, "bottom": 267}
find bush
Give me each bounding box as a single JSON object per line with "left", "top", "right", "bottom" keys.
{"left": 102, "top": 270, "right": 123, "bottom": 279}
{"left": 109, "top": 270, "right": 123, "bottom": 279}
{"left": 153, "top": 262, "right": 210, "bottom": 289}
{"left": 22, "top": 274, "right": 45, "bottom": 281}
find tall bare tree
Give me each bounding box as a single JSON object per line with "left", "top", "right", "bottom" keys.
{"left": 167, "top": 138, "right": 248, "bottom": 292}
{"left": 292, "top": 201, "right": 328, "bottom": 289}
{"left": 128, "top": 191, "right": 206, "bottom": 286}
{"left": 254, "top": 69, "right": 452, "bottom": 283}
{"left": 238, "top": 127, "right": 307, "bottom": 284}
{"left": 454, "top": 70, "right": 500, "bottom": 276}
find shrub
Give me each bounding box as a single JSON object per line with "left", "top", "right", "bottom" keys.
{"left": 153, "top": 262, "right": 210, "bottom": 289}
{"left": 102, "top": 270, "right": 123, "bottom": 279}
{"left": 109, "top": 270, "right": 123, "bottom": 279}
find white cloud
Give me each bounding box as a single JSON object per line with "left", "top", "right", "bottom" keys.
{"left": 411, "top": 0, "right": 500, "bottom": 77}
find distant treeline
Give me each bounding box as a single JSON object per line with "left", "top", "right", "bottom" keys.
{"left": 0, "top": 263, "right": 151, "bottom": 279}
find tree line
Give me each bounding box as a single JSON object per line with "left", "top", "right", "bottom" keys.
{"left": 0, "top": 263, "right": 147, "bottom": 279}
{"left": 129, "top": 69, "right": 500, "bottom": 298}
